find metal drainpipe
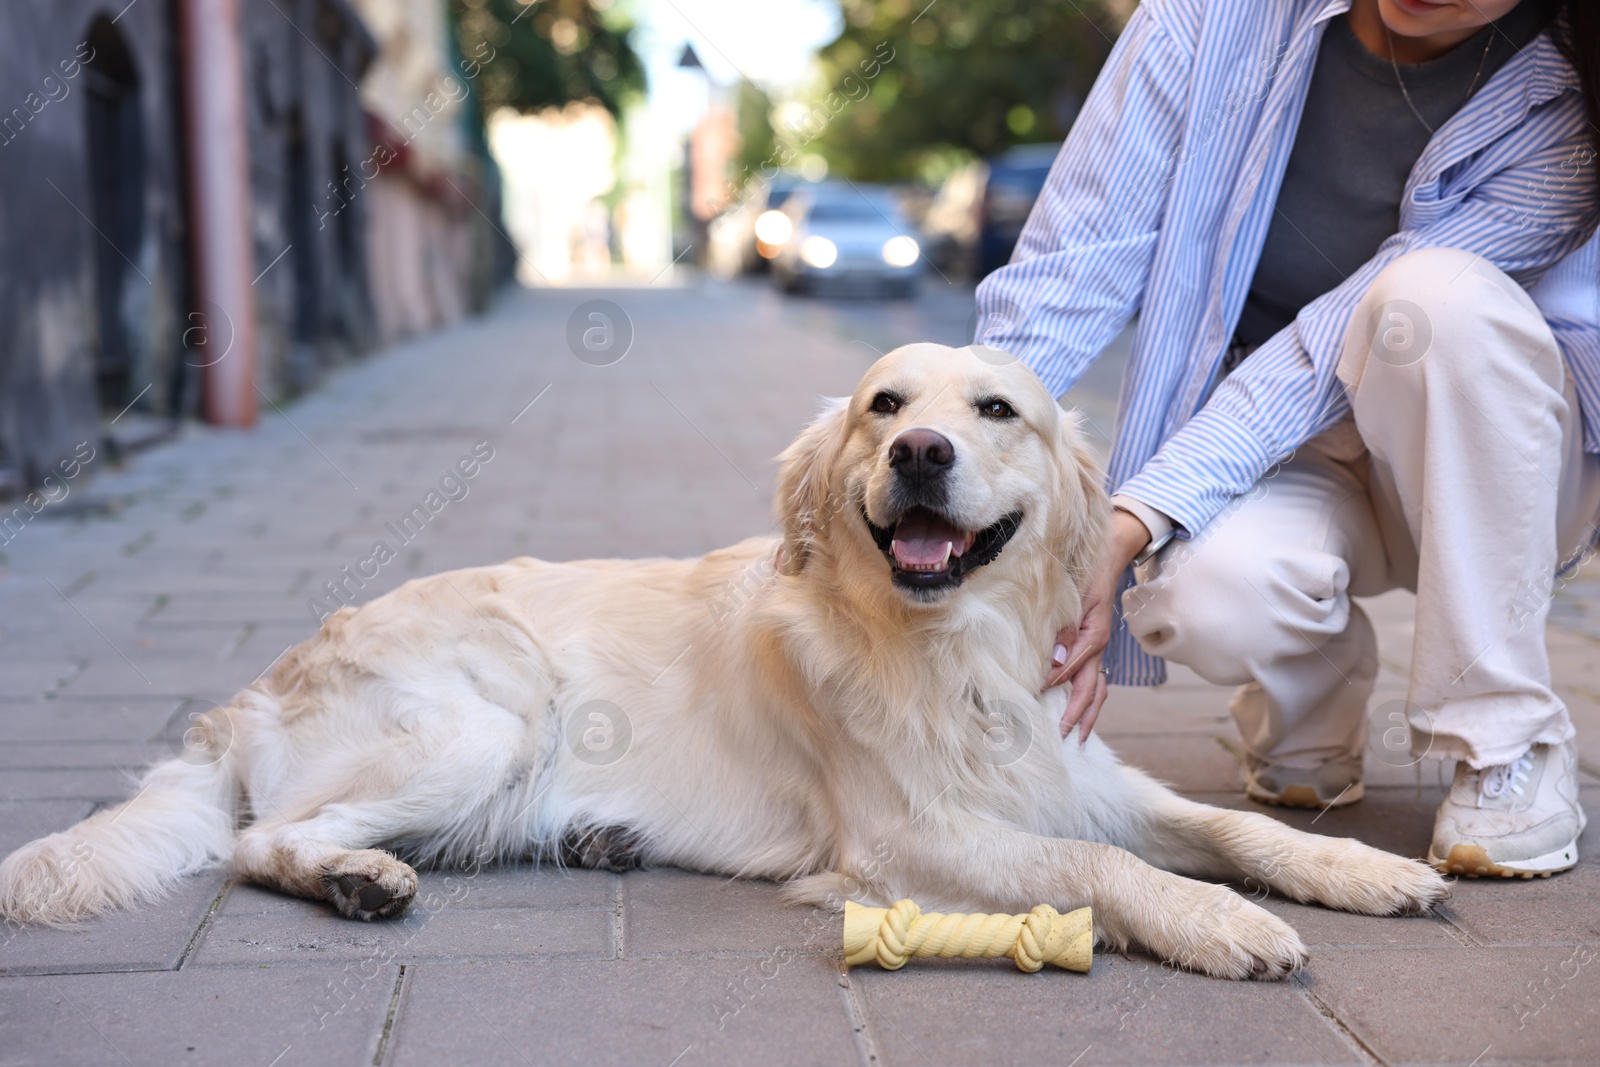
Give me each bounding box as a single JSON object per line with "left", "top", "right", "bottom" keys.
{"left": 178, "top": 0, "right": 257, "bottom": 427}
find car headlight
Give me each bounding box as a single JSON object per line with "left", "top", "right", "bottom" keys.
{"left": 754, "top": 210, "right": 793, "bottom": 247}
{"left": 800, "top": 235, "right": 838, "bottom": 269}
{"left": 882, "top": 235, "right": 920, "bottom": 268}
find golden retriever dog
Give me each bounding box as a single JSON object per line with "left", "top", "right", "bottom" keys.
{"left": 0, "top": 343, "right": 1447, "bottom": 979}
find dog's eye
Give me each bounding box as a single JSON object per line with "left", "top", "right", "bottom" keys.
{"left": 978, "top": 398, "right": 1016, "bottom": 420}
{"left": 870, "top": 392, "right": 902, "bottom": 415}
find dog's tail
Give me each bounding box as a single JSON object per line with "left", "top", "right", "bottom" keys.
{"left": 0, "top": 712, "right": 239, "bottom": 926}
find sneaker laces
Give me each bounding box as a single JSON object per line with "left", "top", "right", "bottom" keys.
{"left": 1477, "top": 753, "right": 1534, "bottom": 805}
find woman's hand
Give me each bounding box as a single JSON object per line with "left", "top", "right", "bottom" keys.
{"left": 1045, "top": 509, "right": 1152, "bottom": 746}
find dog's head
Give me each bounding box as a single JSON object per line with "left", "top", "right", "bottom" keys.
{"left": 775, "top": 343, "right": 1107, "bottom": 607}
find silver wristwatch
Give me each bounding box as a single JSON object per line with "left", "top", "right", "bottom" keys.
{"left": 1116, "top": 506, "right": 1177, "bottom": 568}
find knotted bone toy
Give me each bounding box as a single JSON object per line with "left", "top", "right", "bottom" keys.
{"left": 842, "top": 899, "right": 1093, "bottom": 973}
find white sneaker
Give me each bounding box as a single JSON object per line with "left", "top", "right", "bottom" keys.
{"left": 1244, "top": 754, "right": 1365, "bottom": 809}
{"left": 1427, "top": 741, "right": 1586, "bottom": 878}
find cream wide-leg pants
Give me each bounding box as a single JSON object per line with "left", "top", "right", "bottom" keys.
{"left": 1123, "top": 248, "right": 1600, "bottom": 771}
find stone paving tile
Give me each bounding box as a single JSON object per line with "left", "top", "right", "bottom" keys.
{"left": 387, "top": 957, "right": 860, "bottom": 1067}
{"left": 216, "top": 866, "right": 616, "bottom": 919}
{"left": 1096, "top": 685, "right": 1236, "bottom": 736}
{"left": 213, "top": 881, "right": 340, "bottom": 921}
{"left": 0, "top": 765, "right": 137, "bottom": 802}
{"left": 68, "top": 571, "right": 301, "bottom": 598}
{"left": 0, "top": 873, "right": 224, "bottom": 976}
{"left": 1548, "top": 627, "right": 1600, "bottom": 690}
{"left": 1304, "top": 946, "right": 1600, "bottom": 1065}
{"left": 1441, "top": 894, "right": 1600, "bottom": 948}
{"left": 850, "top": 953, "right": 1364, "bottom": 1066}
{"left": 0, "top": 740, "right": 160, "bottom": 770}
{"left": 49, "top": 655, "right": 257, "bottom": 700}
{"left": 1253, "top": 894, "right": 1462, "bottom": 949}
{"left": 211, "top": 623, "right": 320, "bottom": 671}
{"left": 624, "top": 870, "right": 833, "bottom": 959}
{"left": 1562, "top": 689, "right": 1600, "bottom": 781}
{"left": 1440, "top": 855, "right": 1600, "bottom": 946}
{"left": 129, "top": 595, "right": 314, "bottom": 626}
{"left": 417, "top": 865, "right": 617, "bottom": 912}
{"left": 0, "top": 698, "right": 186, "bottom": 743}
{"left": 0, "top": 800, "right": 94, "bottom": 854}
{"left": 191, "top": 900, "right": 613, "bottom": 967}
{"left": 1099, "top": 730, "right": 1243, "bottom": 793}
{"left": 0, "top": 964, "right": 395, "bottom": 1067}
{"left": 0, "top": 655, "right": 97, "bottom": 699}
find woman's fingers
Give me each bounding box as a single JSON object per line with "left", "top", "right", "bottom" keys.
{"left": 1047, "top": 626, "right": 1105, "bottom": 688}
{"left": 1061, "top": 627, "right": 1102, "bottom": 677}
{"left": 1058, "top": 652, "right": 1102, "bottom": 738}
{"left": 1077, "top": 672, "right": 1108, "bottom": 747}
{"left": 1050, "top": 509, "right": 1139, "bottom": 717}
{"left": 1044, "top": 625, "right": 1077, "bottom": 688}
{"left": 1046, "top": 532, "right": 1122, "bottom": 689}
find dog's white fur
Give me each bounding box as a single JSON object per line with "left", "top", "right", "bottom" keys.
{"left": 0, "top": 343, "right": 1446, "bottom": 978}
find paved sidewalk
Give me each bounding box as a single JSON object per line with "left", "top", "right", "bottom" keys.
{"left": 1, "top": 280, "right": 1597, "bottom": 1066}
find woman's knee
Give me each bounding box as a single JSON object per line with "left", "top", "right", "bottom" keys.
{"left": 1123, "top": 536, "right": 1353, "bottom": 686}
{"left": 1346, "top": 247, "right": 1562, "bottom": 396}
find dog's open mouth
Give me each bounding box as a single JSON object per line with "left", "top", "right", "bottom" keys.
{"left": 863, "top": 505, "right": 1023, "bottom": 592}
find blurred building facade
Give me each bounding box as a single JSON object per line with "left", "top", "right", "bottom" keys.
{"left": 0, "top": 0, "right": 510, "bottom": 491}
{"left": 350, "top": 0, "right": 508, "bottom": 344}
{"left": 243, "top": 0, "right": 379, "bottom": 395}
{"left": 1, "top": 3, "right": 188, "bottom": 487}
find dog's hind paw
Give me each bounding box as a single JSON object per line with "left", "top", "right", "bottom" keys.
{"left": 320, "top": 850, "right": 418, "bottom": 921}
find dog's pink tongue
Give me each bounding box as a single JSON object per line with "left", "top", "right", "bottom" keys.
{"left": 891, "top": 511, "right": 972, "bottom": 566}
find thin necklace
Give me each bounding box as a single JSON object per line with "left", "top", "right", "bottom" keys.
{"left": 1386, "top": 25, "right": 1495, "bottom": 135}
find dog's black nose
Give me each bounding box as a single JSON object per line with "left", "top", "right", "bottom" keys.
{"left": 889, "top": 428, "right": 955, "bottom": 482}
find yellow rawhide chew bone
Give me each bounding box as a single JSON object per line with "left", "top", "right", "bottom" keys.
{"left": 842, "top": 899, "right": 1093, "bottom": 973}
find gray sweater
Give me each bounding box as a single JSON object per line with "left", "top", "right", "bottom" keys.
{"left": 1234, "top": 8, "right": 1550, "bottom": 349}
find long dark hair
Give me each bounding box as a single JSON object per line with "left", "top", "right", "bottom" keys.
{"left": 1547, "top": 1, "right": 1600, "bottom": 196}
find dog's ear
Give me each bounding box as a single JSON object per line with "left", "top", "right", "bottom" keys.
{"left": 1050, "top": 409, "right": 1112, "bottom": 592}
{"left": 774, "top": 396, "right": 851, "bottom": 575}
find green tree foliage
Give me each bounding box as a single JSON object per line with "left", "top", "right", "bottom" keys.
{"left": 452, "top": 0, "right": 645, "bottom": 117}
{"left": 735, "top": 82, "right": 778, "bottom": 191}
{"left": 810, "top": 0, "right": 1119, "bottom": 181}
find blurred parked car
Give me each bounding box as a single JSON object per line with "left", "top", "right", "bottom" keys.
{"left": 707, "top": 173, "right": 809, "bottom": 277}
{"left": 922, "top": 160, "right": 984, "bottom": 276}
{"left": 923, "top": 142, "right": 1061, "bottom": 279}
{"left": 771, "top": 183, "right": 923, "bottom": 299}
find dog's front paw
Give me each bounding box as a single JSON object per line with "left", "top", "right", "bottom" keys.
{"left": 1180, "top": 886, "right": 1307, "bottom": 980}
{"left": 1113, "top": 880, "right": 1308, "bottom": 981}
{"left": 1296, "top": 840, "right": 1449, "bottom": 917}
{"left": 320, "top": 850, "right": 418, "bottom": 921}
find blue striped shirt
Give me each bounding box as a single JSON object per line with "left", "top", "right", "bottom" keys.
{"left": 975, "top": 0, "right": 1600, "bottom": 685}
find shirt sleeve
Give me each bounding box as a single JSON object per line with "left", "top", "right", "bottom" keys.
{"left": 1109, "top": 494, "right": 1174, "bottom": 546}
{"left": 1118, "top": 94, "right": 1600, "bottom": 535}
{"left": 972, "top": 3, "right": 1193, "bottom": 398}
